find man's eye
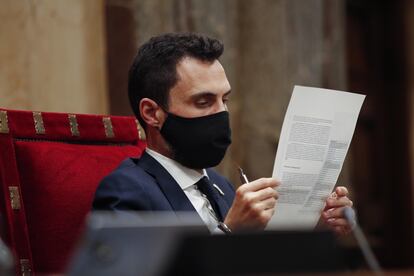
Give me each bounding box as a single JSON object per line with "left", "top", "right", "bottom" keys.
{"left": 196, "top": 100, "right": 210, "bottom": 106}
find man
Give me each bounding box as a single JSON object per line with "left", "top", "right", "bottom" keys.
{"left": 93, "top": 33, "right": 353, "bottom": 234}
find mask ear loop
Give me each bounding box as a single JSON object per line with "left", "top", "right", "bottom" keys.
{"left": 155, "top": 104, "right": 170, "bottom": 131}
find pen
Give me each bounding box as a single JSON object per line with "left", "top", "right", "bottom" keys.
{"left": 238, "top": 167, "right": 249, "bottom": 184}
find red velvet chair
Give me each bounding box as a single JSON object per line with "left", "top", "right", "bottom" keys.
{"left": 0, "top": 108, "right": 146, "bottom": 275}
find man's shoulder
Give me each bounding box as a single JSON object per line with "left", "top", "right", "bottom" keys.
{"left": 92, "top": 156, "right": 162, "bottom": 210}
{"left": 112, "top": 157, "right": 143, "bottom": 175}
{"left": 102, "top": 157, "right": 154, "bottom": 186}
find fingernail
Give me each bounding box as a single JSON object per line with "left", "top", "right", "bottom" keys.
{"left": 327, "top": 218, "right": 335, "bottom": 223}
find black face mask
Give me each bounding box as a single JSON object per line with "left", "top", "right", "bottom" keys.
{"left": 160, "top": 111, "right": 232, "bottom": 169}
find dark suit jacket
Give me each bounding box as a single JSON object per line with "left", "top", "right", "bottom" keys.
{"left": 92, "top": 152, "right": 235, "bottom": 222}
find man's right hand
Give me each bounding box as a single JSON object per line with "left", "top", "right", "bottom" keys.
{"left": 224, "top": 178, "right": 280, "bottom": 232}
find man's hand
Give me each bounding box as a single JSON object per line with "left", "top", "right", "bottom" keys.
{"left": 224, "top": 178, "right": 280, "bottom": 232}
{"left": 321, "top": 186, "right": 354, "bottom": 235}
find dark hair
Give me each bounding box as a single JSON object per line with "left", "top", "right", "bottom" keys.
{"left": 128, "top": 33, "right": 224, "bottom": 129}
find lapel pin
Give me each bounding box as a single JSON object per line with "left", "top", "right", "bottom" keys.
{"left": 213, "top": 183, "right": 225, "bottom": 196}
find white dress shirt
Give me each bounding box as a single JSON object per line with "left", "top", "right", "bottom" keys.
{"left": 145, "top": 148, "right": 221, "bottom": 233}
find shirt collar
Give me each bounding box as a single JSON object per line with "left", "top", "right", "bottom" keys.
{"left": 145, "top": 148, "right": 207, "bottom": 190}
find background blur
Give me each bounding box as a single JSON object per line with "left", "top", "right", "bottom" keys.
{"left": 1, "top": 0, "right": 414, "bottom": 269}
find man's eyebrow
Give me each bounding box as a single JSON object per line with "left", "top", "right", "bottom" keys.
{"left": 190, "top": 91, "right": 215, "bottom": 98}
{"left": 190, "top": 90, "right": 232, "bottom": 99}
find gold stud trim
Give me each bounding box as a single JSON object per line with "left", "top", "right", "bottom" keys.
{"left": 9, "top": 186, "right": 21, "bottom": 210}
{"left": 103, "top": 117, "right": 114, "bottom": 138}
{"left": 135, "top": 119, "right": 146, "bottom": 140}
{"left": 33, "top": 112, "right": 45, "bottom": 135}
{"left": 20, "top": 259, "right": 32, "bottom": 276}
{"left": 0, "top": 110, "right": 9, "bottom": 134}
{"left": 68, "top": 114, "right": 80, "bottom": 136}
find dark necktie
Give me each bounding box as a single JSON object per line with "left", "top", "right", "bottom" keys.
{"left": 195, "top": 176, "right": 226, "bottom": 222}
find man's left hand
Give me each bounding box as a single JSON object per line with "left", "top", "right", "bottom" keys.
{"left": 321, "top": 186, "right": 354, "bottom": 235}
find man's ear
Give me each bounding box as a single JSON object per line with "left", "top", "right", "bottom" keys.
{"left": 139, "top": 98, "right": 165, "bottom": 129}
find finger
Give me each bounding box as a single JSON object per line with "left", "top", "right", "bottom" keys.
{"left": 325, "top": 218, "right": 350, "bottom": 227}
{"left": 249, "top": 208, "right": 274, "bottom": 228}
{"left": 335, "top": 186, "right": 349, "bottom": 197}
{"left": 323, "top": 194, "right": 335, "bottom": 211}
{"left": 243, "top": 178, "right": 279, "bottom": 192}
{"left": 326, "top": 196, "right": 353, "bottom": 208}
{"left": 323, "top": 206, "right": 349, "bottom": 219}
{"left": 264, "top": 208, "right": 275, "bottom": 217}
{"left": 262, "top": 208, "right": 275, "bottom": 222}
{"left": 255, "top": 196, "right": 277, "bottom": 210}
{"left": 253, "top": 186, "right": 279, "bottom": 201}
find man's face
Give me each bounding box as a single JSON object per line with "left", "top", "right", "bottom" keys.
{"left": 166, "top": 57, "right": 231, "bottom": 118}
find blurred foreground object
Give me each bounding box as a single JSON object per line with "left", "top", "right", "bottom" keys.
{"left": 68, "top": 211, "right": 353, "bottom": 276}
{"left": 343, "top": 207, "right": 384, "bottom": 276}
{"left": 68, "top": 212, "right": 207, "bottom": 276}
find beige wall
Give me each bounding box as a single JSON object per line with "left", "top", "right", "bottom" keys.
{"left": 0, "top": 0, "right": 108, "bottom": 114}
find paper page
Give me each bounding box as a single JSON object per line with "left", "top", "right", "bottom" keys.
{"left": 267, "top": 85, "right": 365, "bottom": 229}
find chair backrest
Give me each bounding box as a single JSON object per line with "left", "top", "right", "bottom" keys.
{"left": 0, "top": 108, "right": 146, "bottom": 275}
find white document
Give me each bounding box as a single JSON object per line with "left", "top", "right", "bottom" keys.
{"left": 267, "top": 85, "right": 365, "bottom": 229}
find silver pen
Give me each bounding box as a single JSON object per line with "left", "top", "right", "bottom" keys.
{"left": 237, "top": 167, "right": 249, "bottom": 184}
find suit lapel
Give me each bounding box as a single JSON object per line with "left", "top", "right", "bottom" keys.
{"left": 137, "top": 152, "right": 232, "bottom": 222}
{"left": 137, "top": 152, "right": 196, "bottom": 212}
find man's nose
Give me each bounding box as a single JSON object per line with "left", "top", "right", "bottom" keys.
{"left": 217, "top": 101, "right": 227, "bottom": 112}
